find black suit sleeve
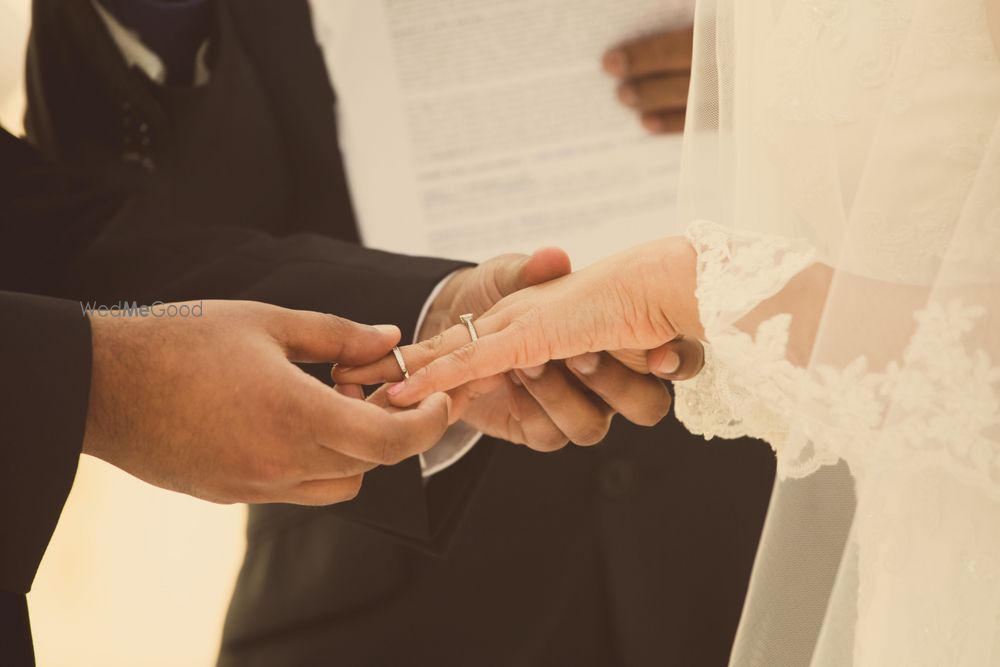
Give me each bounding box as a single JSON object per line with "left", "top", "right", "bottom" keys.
{"left": 0, "top": 131, "right": 104, "bottom": 598}
{"left": 0, "top": 292, "right": 92, "bottom": 596}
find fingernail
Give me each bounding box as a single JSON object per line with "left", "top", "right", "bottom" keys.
{"left": 569, "top": 353, "right": 601, "bottom": 376}
{"left": 509, "top": 372, "right": 523, "bottom": 387}
{"left": 603, "top": 48, "right": 628, "bottom": 77}
{"left": 618, "top": 84, "right": 639, "bottom": 107}
{"left": 522, "top": 365, "right": 545, "bottom": 380}
{"left": 373, "top": 324, "right": 400, "bottom": 336}
{"left": 387, "top": 381, "right": 405, "bottom": 396}
{"left": 658, "top": 351, "right": 681, "bottom": 375}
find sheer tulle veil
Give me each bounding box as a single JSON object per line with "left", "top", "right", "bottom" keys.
{"left": 672, "top": 0, "right": 1000, "bottom": 664}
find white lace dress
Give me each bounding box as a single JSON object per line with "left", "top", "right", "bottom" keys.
{"left": 672, "top": 0, "right": 1000, "bottom": 664}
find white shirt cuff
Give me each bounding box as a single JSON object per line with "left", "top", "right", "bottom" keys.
{"left": 420, "top": 422, "right": 484, "bottom": 478}
{"left": 415, "top": 271, "right": 483, "bottom": 478}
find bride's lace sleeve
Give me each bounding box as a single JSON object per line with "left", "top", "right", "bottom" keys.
{"left": 672, "top": 221, "right": 812, "bottom": 451}
{"left": 673, "top": 221, "right": 827, "bottom": 475}
{"left": 670, "top": 0, "right": 1000, "bottom": 490}
{"left": 673, "top": 219, "right": 1000, "bottom": 492}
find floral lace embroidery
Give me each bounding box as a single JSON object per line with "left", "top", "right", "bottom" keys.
{"left": 675, "top": 222, "right": 1000, "bottom": 498}
{"left": 686, "top": 220, "right": 816, "bottom": 337}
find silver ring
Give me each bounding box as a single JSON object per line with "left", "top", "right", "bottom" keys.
{"left": 391, "top": 346, "right": 410, "bottom": 380}
{"left": 459, "top": 313, "right": 479, "bottom": 342}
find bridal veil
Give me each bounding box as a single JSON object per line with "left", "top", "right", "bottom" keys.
{"left": 673, "top": 0, "right": 1000, "bottom": 664}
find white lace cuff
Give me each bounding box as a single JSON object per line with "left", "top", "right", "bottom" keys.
{"left": 674, "top": 220, "right": 817, "bottom": 466}
{"left": 673, "top": 221, "right": 1000, "bottom": 496}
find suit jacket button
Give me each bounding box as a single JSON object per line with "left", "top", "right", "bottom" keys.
{"left": 598, "top": 459, "right": 638, "bottom": 500}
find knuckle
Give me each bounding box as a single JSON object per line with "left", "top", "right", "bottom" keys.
{"left": 504, "top": 415, "right": 528, "bottom": 446}
{"left": 572, "top": 417, "right": 612, "bottom": 446}
{"left": 533, "top": 429, "right": 569, "bottom": 452}
{"left": 322, "top": 312, "right": 345, "bottom": 331}
{"left": 373, "top": 432, "right": 398, "bottom": 465}
{"left": 378, "top": 429, "right": 414, "bottom": 466}
{"left": 506, "top": 315, "right": 541, "bottom": 368}
{"left": 295, "top": 312, "right": 344, "bottom": 344}
{"left": 339, "top": 475, "right": 364, "bottom": 502}
{"left": 410, "top": 363, "right": 433, "bottom": 385}
{"left": 438, "top": 341, "right": 483, "bottom": 379}
{"left": 596, "top": 372, "right": 629, "bottom": 402}
{"left": 335, "top": 420, "right": 377, "bottom": 465}
{"left": 633, "top": 393, "right": 672, "bottom": 427}
{"left": 548, "top": 434, "right": 570, "bottom": 451}
{"left": 424, "top": 333, "right": 446, "bottom": 355}
{"left": 461, "top": 382, "right": 489, "bottom": 404}
{"left": 451, "top": 341, "right": 479, "bottom": 365}
{"left": 383, "top": 448, "right": 408, "bottom": 466}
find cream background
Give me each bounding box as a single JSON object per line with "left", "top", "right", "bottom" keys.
{"left": 2, "top": 4, "right": 246, "bottom": 666}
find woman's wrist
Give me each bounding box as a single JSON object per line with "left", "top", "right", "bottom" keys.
{"left": 654, "top": 235, "right": 703, "bottom": 340}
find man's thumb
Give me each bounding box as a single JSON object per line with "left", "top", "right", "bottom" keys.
{"left": 271, "top": 309, "right": 401, "bottom": 365}
{"left": 494, "top": 247, "right": 572, "bottom": 296}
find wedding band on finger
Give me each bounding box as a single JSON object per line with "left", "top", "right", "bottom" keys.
{"left": 391, "top": 346, "right": 410, "bottom": 380}
{"left": 460, "top": 313, "right": 479, "bottom": 342}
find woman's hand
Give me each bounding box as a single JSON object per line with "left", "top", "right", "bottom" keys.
{"left": 335, "top": 236, "right": 703, "bottom": 407}
{"left": 335, "top": 248, "right": 684, "bottom": 449}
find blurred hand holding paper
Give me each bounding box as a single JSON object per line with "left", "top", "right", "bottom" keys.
{"left": 310, "top": 0, "right": 695, "bottom": 267}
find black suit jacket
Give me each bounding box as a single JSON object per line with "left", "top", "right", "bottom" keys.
{"left": 0, "top": 125, "right": 128, "bottom": 666}
{"left": 25, "top": 1, "right": 778, "bottom": 666}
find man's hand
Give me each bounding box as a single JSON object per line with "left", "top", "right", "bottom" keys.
{"left": 83, "top": 301, "right": 451, "bottom": 505}
{"left": 335, "top": 250, "right": 682, "bottom": 451}
{"left": 602, "top": 27, "right": 695, "bottom": 134}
